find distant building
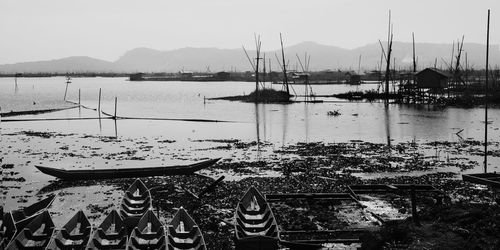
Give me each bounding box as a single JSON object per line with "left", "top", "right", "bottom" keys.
{"left": 345, "top": 71, "right": 361, "bottom": 85}
{"left": 129, "top": 73, "right": 144, "bottom": 81}
{"left": 415, "top": 68, "right": 450, "bottom": 89}
{"left": 215, "top": 71, "right": 231, "bottom": 80}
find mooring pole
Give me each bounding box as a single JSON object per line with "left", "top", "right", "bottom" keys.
{"left": 63, "top": 82, "right": 69, "bottom": 101}
{"left": 114, "top": 97, "right": 117, "bottom": 119}
{"left": 484, "top": 9, "right": 490, "bottom": 173}
{"left": 78, "top": 89, "right": 81, "bottom": 106}
{"left": 98, "top": 88, "right": 102, "bottom": 117}
{"left": 410, "top": 185, "right": 420, "bottom": 226}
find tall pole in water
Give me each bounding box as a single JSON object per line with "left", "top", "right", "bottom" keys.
{"left": 384, "top": 11, "right": 393, "bottom": 102}
{"left": 412, "top": 32, "right": 417, "bottom": 73}
{"left": 280, "top": 33, "right": 290, "bottom": 95}
{"left": 484, "top": 9, "right": 490, "bottom": 173}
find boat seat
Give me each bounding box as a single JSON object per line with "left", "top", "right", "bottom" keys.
{"left": 238, "top": 203, "right": 266, "bottom": 216}
{"left": 133, "top": 227, "right": 164, "bottom": 240}
{"left": 236, "top": 224, "right": 277, "bottom": 237}
{"left": 55, "top": 238, "right": 85, "bottom": 249}
{"left": 167, "top": 234, "right": 202, "bottom": 249}
{"left": 237, "top": 209, "right": 272, "bottom": 224}
{"left": 130, "top": 235, "right": 166, "bottom": 249}
{"left": 166, "top": 225, "right": 199, "bottom": 239}
{"left": 122, "top": 197, "right": 151, "bottom": 209}
{"left": 15, "top": 238, "right": 48, "bottom": 249}
{"left": 92, "top": 237, "right": 127, "bottom": 249}
{"left": 23, "top": 228, "right": 49, "bottom": 241}
{"left": 97, "top": 227, "right": 127, "bottom": 240}
{"left": 125, "top": 191, "right": 149, "bottom": 200}
{"left": 60, "top": 226, "right": 91, "bottom": 240}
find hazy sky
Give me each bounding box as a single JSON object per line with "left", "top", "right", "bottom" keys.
{"left": 1, "top": 0, "right": 499, "bottom": 64}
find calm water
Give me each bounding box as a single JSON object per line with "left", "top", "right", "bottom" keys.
{"left": 2, "top": 77, "right": 500, "bottom": 224}
{"left": 1, "top": 76, "right": 498, "bottom": 144}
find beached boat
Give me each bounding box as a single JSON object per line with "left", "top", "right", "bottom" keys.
{"left": 234, "top": 186, "right": 280, "bottom": 250}
{"left": 46, "top": 210, "right": 91, "bottom": 250}
{"left": 86, "top": 210, "right": 128, "bottom": 250}
{"left": 127, "top": 210, "right": 166, "bottom": 250}
{"left": 166, "top": 207, "right": 206, "bottom": 250}
{"left": 6, "top": 210, "right": 55, "bottom": 250}
{"left": 35, "top": 158, "right": 220, "bottom": 180}
{"left": 120, "top": 179, "right": 152, "bottom": 231}
{"left": 2, "top": 194, "right": 56, "bottom": 244}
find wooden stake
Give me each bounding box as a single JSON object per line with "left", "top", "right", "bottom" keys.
{"left": 78, "top": 89, "right": 81, "bottom": 106}
{"left": 485, "top": 9, "right": 490, "bottom": 173}
{"left": 114, "top": 97, "right": 117, "bottom": 119}
{"left": 63, "top": 82, "right": 69, "bottom": 101}
{"left": 98, "top": 88, "right": 101, "bottom": 117}
{"left": 412, "top": 32, "right": 416, "bottom": 72}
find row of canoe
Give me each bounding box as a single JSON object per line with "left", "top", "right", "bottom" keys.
{"left": 0, "top": 179, "right": 206, "bottom": 250}
{"left": 2, "top": 181, "right": 282, "bottom": 249}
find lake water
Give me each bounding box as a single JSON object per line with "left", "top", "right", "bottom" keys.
{"left": 2, "top": 76, "right": 500, "bottom": 226}
{"left": 2, "top": 76, "right": 498, "bottom": 144}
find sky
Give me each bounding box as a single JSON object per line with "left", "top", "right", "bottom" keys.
{"left": 0, "top": 0, "right": 499, "bottom": 64}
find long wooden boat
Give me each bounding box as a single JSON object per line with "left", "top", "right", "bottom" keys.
{"left": 463, "top": 172, "right": 500, "bottom": 188}
{"left": 35, "top": 158, "right": 220, "bottom": 180}
{"left": 234, "top": 186, "right": 279, "bottom": 250}
{"left": 86, "top": 210, "right": 127, "bottom": 250}
{"left": 46, "top": 210, "right": 91, "bottom": 250}
{"left": 120, "top": 179, "right": 152, "bottom": 231}
{"left": 6, "top": 210, "right": 55, "bottom": 250}
{"left": 166, "top": 207, "right": 206, "bottom": 250}
{"left": 127, "top": 210, "right": 166, "bottom": 250}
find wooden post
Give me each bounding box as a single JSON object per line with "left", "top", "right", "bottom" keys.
{"left": 410, "top": 185, "right": 420, "bottom": 226}
{"left": 114, "top": 97, "right": 117, "bottom": 119}
{"left": 485, "top": 9, "right": 490, "bottom": 173}
{"left": 78, "top": 89, "right": 81, "bottom": 106}
{"left": 63, "top": 82, "right": 69, "bottom": 101}
{"left": 98, "top": 88, "right": 101, "bottom": 117}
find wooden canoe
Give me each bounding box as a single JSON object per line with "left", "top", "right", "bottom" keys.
{"left": 46, "top": 210, "right": 91, "bottom": 250}
{"left": 234, "top": 186, "right": 279, "bottom": 250}
{"left": 4, "top": 194, "right": 56, "bottom": 242}
{"left": 166, "top": 207, "right": 206, "bottom": 250}
{"left": 127, "top": 210, "right": 166, "bottom": 250}
{"left": 6, "top": 210, "right": 55, "bottom": 250}
{"left": 86, "top": 210, "right": 128, "bottom": 250}
{"left": 120, "top": 179, "right": 152, "bottom": 231}
{"left": 35, "top": 158, "right": 220, "bottom": 180}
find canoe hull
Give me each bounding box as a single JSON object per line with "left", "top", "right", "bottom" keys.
{"left": 35, "top": 158, "right": 220, "bottom": 180}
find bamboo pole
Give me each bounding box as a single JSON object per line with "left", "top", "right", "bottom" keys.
{"left": 98, "top": 88, "right": 102, "bottom": 117}
{"left": 114, "top": 97, "right": 117, "bottom": 119}
{"left": 63, "top": 82, "right": 69, "bottom": 101}
{"left": 484, "top": 9, "right": 490, "bottom": 173}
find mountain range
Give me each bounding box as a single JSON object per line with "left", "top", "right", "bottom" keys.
{"left": 1, "top": 41, "right": 498, "bottom": 74}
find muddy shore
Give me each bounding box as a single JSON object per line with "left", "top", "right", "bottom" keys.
{"left": 2, "top": 130, "right": 499, "bottom": 249}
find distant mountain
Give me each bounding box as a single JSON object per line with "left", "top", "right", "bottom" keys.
{"left": 0, "top": 56, "right": 119, "bottom": 74}
{"left": 1, "top": 41, "right": 498, "bottom": 74}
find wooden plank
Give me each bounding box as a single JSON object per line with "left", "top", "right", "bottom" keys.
{"left": 265, "top": 193, "right": 356, "bottom": 201}
{"left": 463, "top": 173, "right": 500, "bottom": 188}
